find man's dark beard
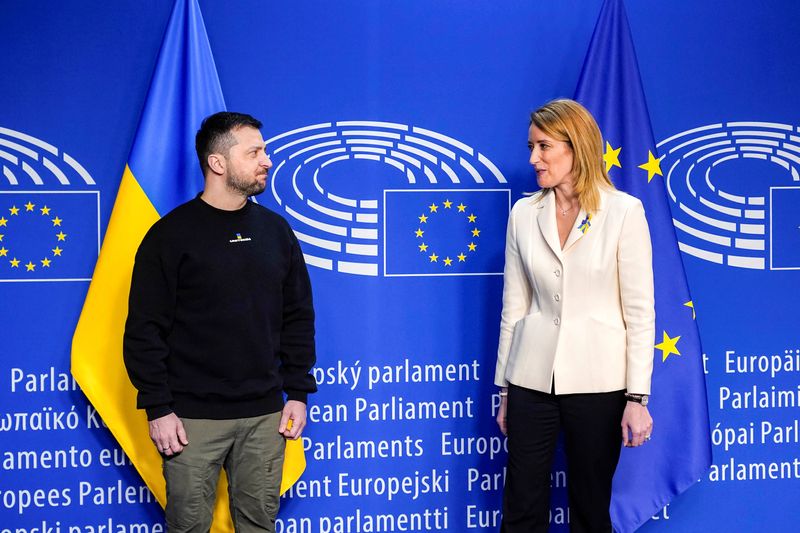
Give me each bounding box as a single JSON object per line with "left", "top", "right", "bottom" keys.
{"left": 227, "top": 170, "right": 266, "bottom": 197}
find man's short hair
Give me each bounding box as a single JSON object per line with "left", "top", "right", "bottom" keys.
{"left": 195, "top": 112, "right": 263, "bottom": 172}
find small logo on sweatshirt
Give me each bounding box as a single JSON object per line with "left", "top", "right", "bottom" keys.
{"left": 229, "top": 232, "right": 252, "bottom": 243}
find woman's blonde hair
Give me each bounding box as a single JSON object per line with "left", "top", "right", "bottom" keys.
{"left": 530, "top": 98, "right": 613, "bottom": 213}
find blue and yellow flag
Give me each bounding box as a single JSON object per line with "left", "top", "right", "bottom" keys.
{"left": 71, "top": 0, "right": 304, "bottom": 530}
{"left": 574, "top": 0, "right": 712, "bottom": 531}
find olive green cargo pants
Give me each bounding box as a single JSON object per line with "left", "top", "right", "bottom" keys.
{"left": 162, "top": 412, "right": 285, "bottom": 532}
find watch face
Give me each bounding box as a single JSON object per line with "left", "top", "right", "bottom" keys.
{"left": 641, "top": 395, "right": 649, "bottom": 406}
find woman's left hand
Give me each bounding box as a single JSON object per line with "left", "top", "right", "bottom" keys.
{"left": 621, "top": 402, "right": 653, "bottom": 447}
{"left": 496, "top": 393, "right": 508, "bottom": 436}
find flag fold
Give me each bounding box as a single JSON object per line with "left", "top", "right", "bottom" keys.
{"left": 574, "top": 1, "right": 712, "bottom": 531}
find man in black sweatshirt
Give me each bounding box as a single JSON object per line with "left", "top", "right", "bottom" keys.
{"left": 123, "top": 112, "right": 316, "bottom": 532}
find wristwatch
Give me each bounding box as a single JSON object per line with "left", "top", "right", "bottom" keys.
{"left": 625, "top": 393, "right": 649, "bottom": 406}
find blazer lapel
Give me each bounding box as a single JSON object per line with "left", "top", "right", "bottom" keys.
{"left": 536, "top": 192, "right": 563, "bottom": 261}
{"left": 562, "top": 188, "right": 610, "bottom": 253}
{"left": 562, "top": 208, "right": 589, "bottom": 252}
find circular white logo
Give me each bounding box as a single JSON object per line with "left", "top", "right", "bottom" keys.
{"left": 0, "top": 126, "right": 96, "bottom": 187}
{"left": 658, "top": 121, "right": 800, "bottom": 270}
{"left": 0, "top": 126, "right": 98, "bottom": 282}
{"left": 265, "top": 121, "right": 508, "bottom": 277}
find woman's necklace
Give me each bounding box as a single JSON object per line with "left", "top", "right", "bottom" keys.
{"left": 558, "top": 203, "right": 575, "bottom": 216}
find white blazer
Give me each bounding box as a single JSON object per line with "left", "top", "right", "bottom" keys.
{"left": 494, "top": 187, "right": 655, "bottom": 395}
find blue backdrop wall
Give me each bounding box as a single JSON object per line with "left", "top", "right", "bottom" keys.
{"left": 1, "top": 1, "right": 798, "bottom": 531}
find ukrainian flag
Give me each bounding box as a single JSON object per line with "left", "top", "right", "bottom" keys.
{"left": 71, "top": 0, "right": 304, "bottom": 530}
{"left": 574, "top": 1, "right": 712, "bottom": 531}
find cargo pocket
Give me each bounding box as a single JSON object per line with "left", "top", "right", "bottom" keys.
{"left": 163, "top": 456, "right": 217, "bottom": 531}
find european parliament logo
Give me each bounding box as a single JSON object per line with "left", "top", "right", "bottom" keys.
{"left": 0, "top": 127, "right": 99, "bottom": 282}
{"left": 264, "top": 121, "right": 510, "bottom": 277}
{"left": 384, "top": 189, "right": 508, "bottom": 276}
{"left": 658, "top": 121, "right": 800, "bottom": 270}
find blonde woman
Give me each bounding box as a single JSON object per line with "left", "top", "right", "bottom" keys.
{"left": 495, "top": 99, "right": 655, "bottom": 532}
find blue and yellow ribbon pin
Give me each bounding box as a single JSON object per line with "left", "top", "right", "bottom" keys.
{"left": 578, "top": 213, "right": 592, "bottom": 234}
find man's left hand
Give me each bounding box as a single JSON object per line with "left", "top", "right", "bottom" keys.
{"left": 279, "top": 400, "right": 307, "bottom": 440}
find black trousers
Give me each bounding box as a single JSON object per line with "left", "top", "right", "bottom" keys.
{"left": 501, "top": 384, "right": 627, "bottom": 533}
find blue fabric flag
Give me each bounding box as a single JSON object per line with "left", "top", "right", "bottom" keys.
{"left": 127, "top": 0, "right": 226, "bottom": 216}
{"left": 574, "top": 0, "right": 712, "bottom": 531}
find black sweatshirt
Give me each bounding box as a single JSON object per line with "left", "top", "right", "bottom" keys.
{"left": 123, "top": 196, "right": 316, "bottom": 421}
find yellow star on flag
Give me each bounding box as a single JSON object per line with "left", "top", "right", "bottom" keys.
{"left": 40, "top": 206, "right": 51, "bottom": 215}
{"left": 429, "top": 253, "right": 439, "bottom": 262}
{"left": 0, "top": 234, "right": 4, "bottom": 241}
{"left": 415, "top": 228, "right": 424, "bottom": 238}
{"left": 418, "top": 214, "right": 428, "bottom": 223}
{"left": 9, "top": 206, "right": 20, "bottom": 216}
{"left": 457, "top": 203, "right": 466, "bottom": 212}
{"left": 10, "top": 257, "right": 20, "bottom": 267}
{"left": 0, "top": 217, "right": 7, "bottom": 227}
{"left": 603, "top": 141, "right": 622, "bottom": 172}
{"left": 684, "top": 300, "right": 696, "bottom": 320}
{"left": 468, "top": 242, "right": 477, "bottom": 251}
{"left": 638, "top": 151, "right": 663, "bottom": 182}
{"left": 24, "top": 202, "right": 35, "bottom": 211}
{"left": 418, "top": 243, "right": 428, "bottom": 252}
{"left": 443, "top": 257, "right": 453, "bottom": 266}
{"left": 428, "top": 203, "right": 438, "bottom": 213}
{"left": 467, "top": 214, "right": 477, "bottom": 223}
{"left": 0, "top": 247, "right": 7, "bottom": 257}
{"left": 41, "top": 257, "right": 52, "bottom": 267}
{"left": 52, "top": 217, "right": 63, "bottom": 226}
{"left": 443, "top": 199, "right": 453, "bottom": 209}
{"left": 457, "top": 253, "right": 466, "bottom": 262}
{"left": 655, "top": 331, "right": 681, "bottom": 362}
{"left": 471, "top": 228, "right": 481, "bottom": 237}
{"left": 52, "top": 246, "right": 63, "bottom": 256}
{"left": 26, "top": 261, "right": 36, "bottom": 272}
{"left": 56, "top": 231, "right": 67, "bottom": 241}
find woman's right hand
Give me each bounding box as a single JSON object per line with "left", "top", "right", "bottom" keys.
{"left": 496, "top": 390, "right": 508, "bottom": 435}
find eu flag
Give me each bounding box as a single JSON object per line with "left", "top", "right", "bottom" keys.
{"left": 384, "top": 189, "right": 509, "bottom": 276}
{"left": 0, "top": 192, "right": 97, "bottom": 281}
{"left": 770, "top": 187, "right": 800, "bottom": 269}
{"left": 574, "top": 0, "right": 712, "bottom": 531}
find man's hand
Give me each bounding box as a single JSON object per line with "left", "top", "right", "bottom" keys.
{"left": 621, "top": 402, "right": 653, "bottom": 447}
{"left": 279, "top": 400, "right": 307, "bottom": 440}
{"left": 149, "top": 413, "right": 188, "bottom": 456}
